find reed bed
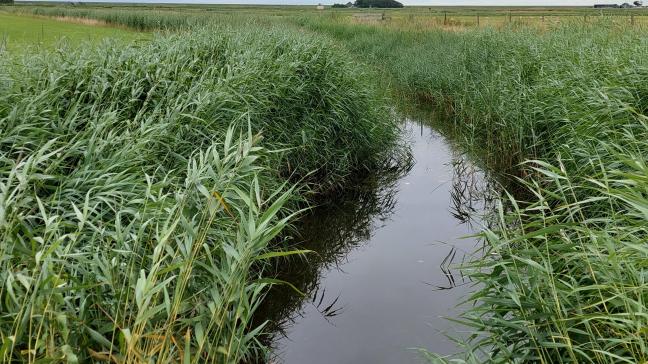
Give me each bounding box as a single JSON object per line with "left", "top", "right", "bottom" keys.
{"left": 296, "top": 16, "right": 648, "bottom": 363}
{"left": 0, "top": 25, "right": 400, "bottom": 363}
{"left": 4, "top": 6, "right": 213, "bottom": 31}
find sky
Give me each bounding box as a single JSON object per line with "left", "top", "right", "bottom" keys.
{"left": 21, "top": 0, "right": 606, "bottom": 7}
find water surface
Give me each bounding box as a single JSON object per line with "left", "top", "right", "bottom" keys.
{"left": 262, "top": 116, "right": 491, "bottom": 364}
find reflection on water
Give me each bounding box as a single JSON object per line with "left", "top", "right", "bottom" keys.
{"left": 254, "top": 157, "right": 408, "bottom": 345}
{"left": 257, "top": 113, "right": 495, "bottom": 364}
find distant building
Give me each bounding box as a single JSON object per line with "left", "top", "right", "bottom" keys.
{"left": 317, "top": 3, "right": 325, "bottom": 9}
{"left": 594, "top": 3, "right": 619, "bottom": 7}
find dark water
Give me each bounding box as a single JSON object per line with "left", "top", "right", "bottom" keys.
{"left": 259, "top": 115, "right": 492, "bottom": 364}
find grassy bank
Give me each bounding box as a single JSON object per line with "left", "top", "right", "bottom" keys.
{"left": 296, "top": 17, "right": 648, "bottom": 364}
{"left": 0, "top": 24, "right": 400, "bottom": 362}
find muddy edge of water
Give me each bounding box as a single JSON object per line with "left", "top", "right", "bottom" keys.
{"left": 256, "top": 112, "right": 496, "bottom": 364}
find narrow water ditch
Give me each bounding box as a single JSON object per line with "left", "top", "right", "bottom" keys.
{"left": 259, "top": 112, "right": 495, "bottom": 364}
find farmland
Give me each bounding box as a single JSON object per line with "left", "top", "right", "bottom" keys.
{"left": 0, "top": 12, "right": 145, "bottom": 50}
{"left": 1, "top": 4, "right": 647, "bottom": 364}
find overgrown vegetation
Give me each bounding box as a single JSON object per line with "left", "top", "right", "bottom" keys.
{"left": 4, "top": 6, "right": 648, "bottom": 363}
{"left": 296, "top": 17, "right": 648, "bottom": 363}
{"left": 4, "top": 6, "right": 212, "bottom": 31}
{"left": 0, "top": 24, "right": 400, "bottom": 362}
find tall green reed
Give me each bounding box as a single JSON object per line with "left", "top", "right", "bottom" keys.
{"left": 0, "top": 25, "right": 400, "bottom": 362}
{"left": 5, "top": 6, "right": 212, "bottom": 31}
{"left": 295, "top": 16, "right": 648, "bottom": 363}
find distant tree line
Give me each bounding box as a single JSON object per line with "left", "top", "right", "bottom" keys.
{"left": 332, "top": 0, "right": 403, "bottom": 8}
{"left": 0, "top": 0, "right": 14, "bottom": 4}
{"left": 355, "top": 0, "right": 403, "bottom": 7}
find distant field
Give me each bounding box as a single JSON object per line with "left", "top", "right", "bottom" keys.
{"left": 0, "top": 12, "right": 147, "bottom": 52}
{"left": 9, "top": 3, "right": 648, "bottom": 16}
{"left": 5, "top": 3, "right": 648, "bottom": 32}
{"left": 322, "top": 5, "right": 648, "bottom": 29}
{"left": 10, "top": 3, "right": 648, "bottom": 13}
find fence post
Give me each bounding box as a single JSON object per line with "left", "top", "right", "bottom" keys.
{"left": 631, "top": 14, "right": 635, "bottom": 26}
{"left": 444, "top": 11, "right": 447, "bottom": 25}
{"left": 508, "top": 10, "right": 512, "bottom": 23}
{"left": 477, "top": 14, "right": 480, "bottom": 26}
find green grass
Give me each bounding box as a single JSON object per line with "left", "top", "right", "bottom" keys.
{"left": 0, "top": 21, "right": 401, "bottom": 362}
{"left": 0, "top": 12, "right": 146, "bottom": 52}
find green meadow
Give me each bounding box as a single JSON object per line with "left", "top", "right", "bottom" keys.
{"left": 0, "top": 12, "right": 146, "bottom": 51}
{"left": 0, "top": 4, "right": 647, "bottom": 364}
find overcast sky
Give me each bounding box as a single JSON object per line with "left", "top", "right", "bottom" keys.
{"left": 22, "top": 0, "right": 604, "bottom": 6}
